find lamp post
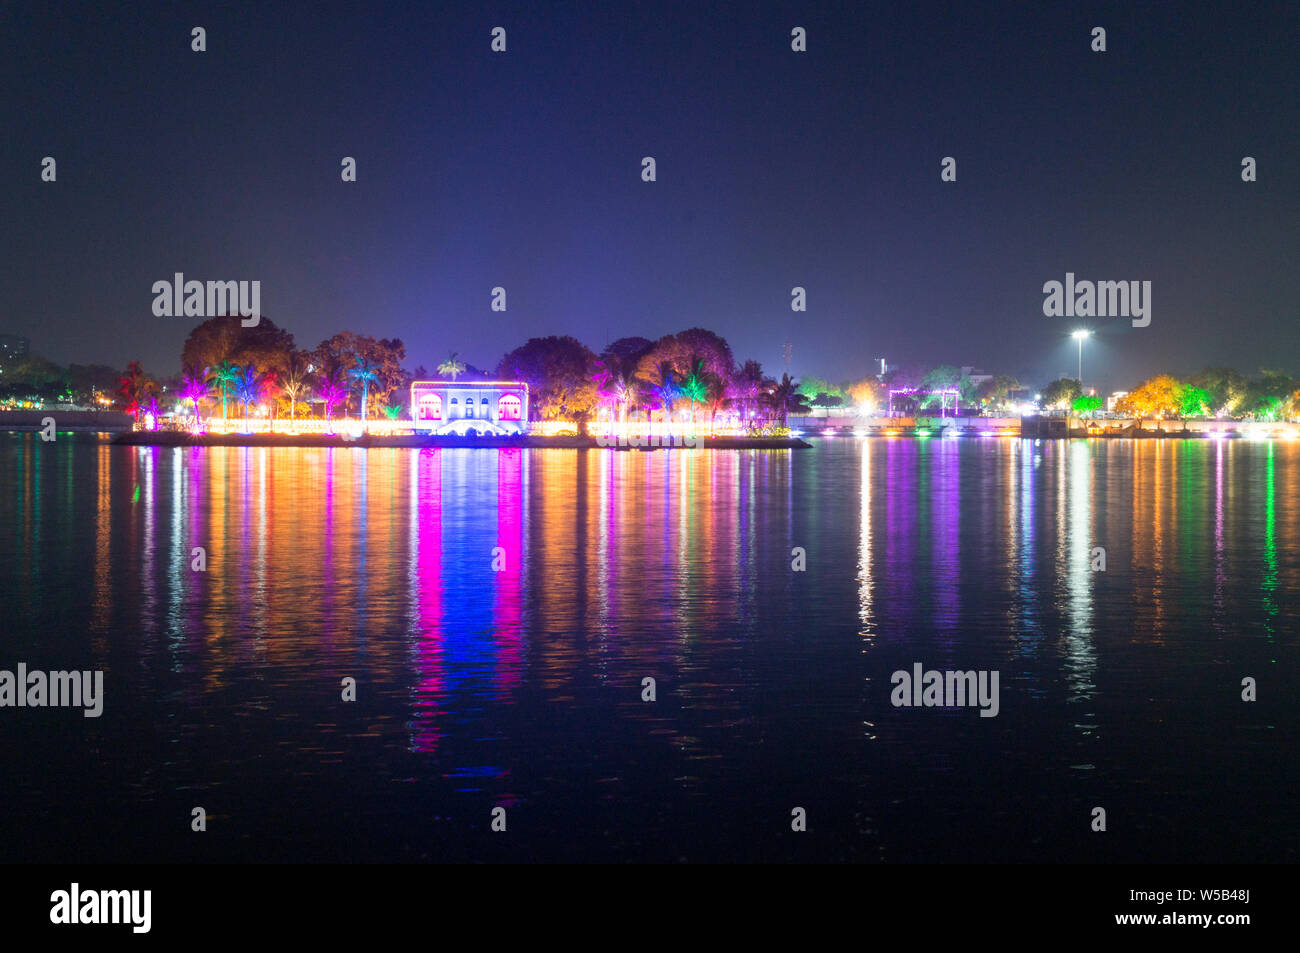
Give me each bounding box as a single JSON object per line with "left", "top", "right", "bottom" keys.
{"left": 1071, "top": 329, "right": 1091, "bottom": 383}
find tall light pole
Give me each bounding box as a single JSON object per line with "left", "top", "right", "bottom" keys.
{"left": 1072, "top": 329, "right": 1091, "bottom": 383}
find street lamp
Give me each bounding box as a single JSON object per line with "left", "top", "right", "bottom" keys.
{"left": 1071, "top": 329, "right": 1091, "bottom": 383}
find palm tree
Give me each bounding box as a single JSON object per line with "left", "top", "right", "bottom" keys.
{"left": 704, "top": 374, "right": 729, "bottom": 435}
{"left": 680, "top": 362, "right": 709, "bottom": 426}
{"left": 767, "top": 373, "right": 810, "bottom": 427}
{"left": 593, "top": 354, "right": 640, "bottom": 423}
{"left": 233, "top": 366, "right": 262, "bottom": 422}
{"left": 348, "top": 359, "right": 380, "bottom": 428}
{"left": 117, "top": 361, "right": 150, "bottom": 420}
{"left": 179, "top": 365, "right": 208, "bottom": 427}
{"left": 641, "top": 360, "right": 680, "bottom": 423}
{"left": 729, "top": 360, "right": 769, "bottom": 430}
{"left": 208, "top": 361, "right": 240, "bottom": 420}
{"left": 438, "top": 352, "right": 467, "bottom": 381}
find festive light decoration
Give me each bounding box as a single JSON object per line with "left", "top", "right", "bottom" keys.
{"left": 888, "top": 386, "right": 962, "bottom": 417}
{"left": 410, "top": 380, "right": 530, "bottom": 435}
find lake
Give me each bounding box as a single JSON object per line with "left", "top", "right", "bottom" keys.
{"left": 0, "top": 435, "right": 1295, "bottom": 862}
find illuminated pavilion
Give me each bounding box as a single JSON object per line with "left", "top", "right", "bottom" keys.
{"left": 409, "top": 380, "right": 530, "bottom": 435}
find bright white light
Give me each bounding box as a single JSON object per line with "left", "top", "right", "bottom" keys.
{"left": 1071, "top": 329, "right": 1091, "bottom": 340}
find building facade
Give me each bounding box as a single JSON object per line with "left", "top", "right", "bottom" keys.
{"left": 0, "top": 333, "right": 31, "bottom": 363}
{"left": 409, "top": 380, "right": 530, "bottom": 435}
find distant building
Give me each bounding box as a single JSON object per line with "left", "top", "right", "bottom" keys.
{"left": 1107, "top": 391, "right": 1129, "bottom": 414}
{"left": 410, "top": 380, "right": 530, "bottom": 435}
{"left": 0, "top": 333, "right": 30, "bottom": 362}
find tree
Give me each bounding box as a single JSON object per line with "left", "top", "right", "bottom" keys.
{"left": 182, "top": 315, "right": 295, "bottom": 379}
{"left": 921, "top": 365, "right": 961, "bottom": 389}
{"left": 635, "top": 329, "right": 734, "bottom": 395}
{"left": 348, "top": 359, "right": 380, "bottom": 427}
{"left": 1117, "top": 375, "right": 1181, "bottom": 418}
{"left": 671, "top": 328, "right": 735, "bottom": 382}
{"left": 438, "top": 352, "right": 467, "bottom": 381}
{"left": 1244, "top": 370, "right": 1300, "bottom": 420}
{"left": 919, "top": 365, "right": 962, "bottom": 411}
{"left": 258, "top": 370, "right": 280, "bottom": 420}
{"left": 729, "top": 359, "right": 770, "bottom": 426}
{"left": 642, "top": 360, "right": 681, "bottom": 421}
{"left": 976, "top": 375, "right": 1020, "bottom": 413}
{"left": 1041, "top": 378, "right": 1082, "bottom": 411}
{"left": 496, "top": 336, "right": 598, "bottom": 426}
{"left": 179, "top": 365, "right": 208, "bottom": 425}
{"left": 233, "top": 366, "right": 262, "bottom": 420}
{"left": 704, "top": 373, "right": 729, "bottom": 434}
{"left": 117, "top": 361, "right": 156, "bottom": 420}
{"left": 603, "top": 337, "right": 654, "bottom": 365}
{"left": 312, "top": 332, "right": 406, "bottom": 409}
{"left": 316, "top": 363, "right": 349, "bottom": 424}
{"left": 679, "top": 361, "right": 710, "bottom": 424}
{"left": 1187, "top": 367, "right": 1248, "bottom": 417}
{"left": 766, "top": 373, "right": 811, "bottom": 426}
{"left": 1176, "top": 384, "right": 1211, "bottom": 418}
{"left": 66, "top": 364, "right": 120, "bottom": 406}
{"left": 280, "top": 350, "right": 312, "bottom": 425}
{"left": 1072, "top": 394, "right": 1103, "bottom": 417}
{"left": 796, "top": 376, "right": 843, "bottom": 401}
{"left": 208, "top": 361, "right": 241, "bottom": 420}
{"left": 593, "top": 351, "right": 641, "bottom": 422}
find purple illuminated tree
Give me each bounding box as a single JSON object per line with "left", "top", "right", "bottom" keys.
{"left": 179, "top": 365, "right": 208, "bottom": 426}
{"left": 317, "top": 364, "right": 349, "bottom": 426}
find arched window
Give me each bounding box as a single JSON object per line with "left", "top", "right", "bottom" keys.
{"left": 481, "top": 397, "right": 489, "bottom": 404}
{"left": 417, "top": 393, "right": 442, "bottom": 420}
{"left": 498, "top": 394, "right": 522, "bottom": 421}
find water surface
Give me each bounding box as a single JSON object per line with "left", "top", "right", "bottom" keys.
{"left": 0, "top": 435, "right": 1295, "bottom": 862}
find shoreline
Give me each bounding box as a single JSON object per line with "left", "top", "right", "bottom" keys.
{"left": 11, "top": 426, "right": 1286, "bottom": 446}
{"left": 110, "top": 431, "right": 813, "bottom": 450}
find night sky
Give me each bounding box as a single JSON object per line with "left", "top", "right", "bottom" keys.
{"left": 4, "top": 0, "right": 1298, "bottom": 393}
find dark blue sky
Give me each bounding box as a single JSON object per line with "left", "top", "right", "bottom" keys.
{"left": 4, "top": 0, "right": 1297, "bottom": 393}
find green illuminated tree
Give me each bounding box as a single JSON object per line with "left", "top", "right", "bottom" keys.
{"left": 1176, "top": 384, "right": 1211, "bottom": 418}
{"left": 680, "top": 362, "right": 709, "bottom": 424}
{"left": 207, "top": 361, "right": 241, "bottom": 420}
{"left": 1071, "top": 395, "right": 1103, "bottom": 417}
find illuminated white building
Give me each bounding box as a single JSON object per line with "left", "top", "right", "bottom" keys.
{"left": 409, "top": 380, "right": 530, "bottom": 435}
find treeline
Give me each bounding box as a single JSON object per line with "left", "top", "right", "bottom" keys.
{"left": 1037, "top": 368, "right": 1300, "bottom": 420}
{"left": 0, "top": 354, "right": 121, "bottom": 406}
{"left": 1115, "top": 368, "right": 1300, "bottom": 420}
{"left": 6, "top": 315, "right": 1296, "bottom": 425}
